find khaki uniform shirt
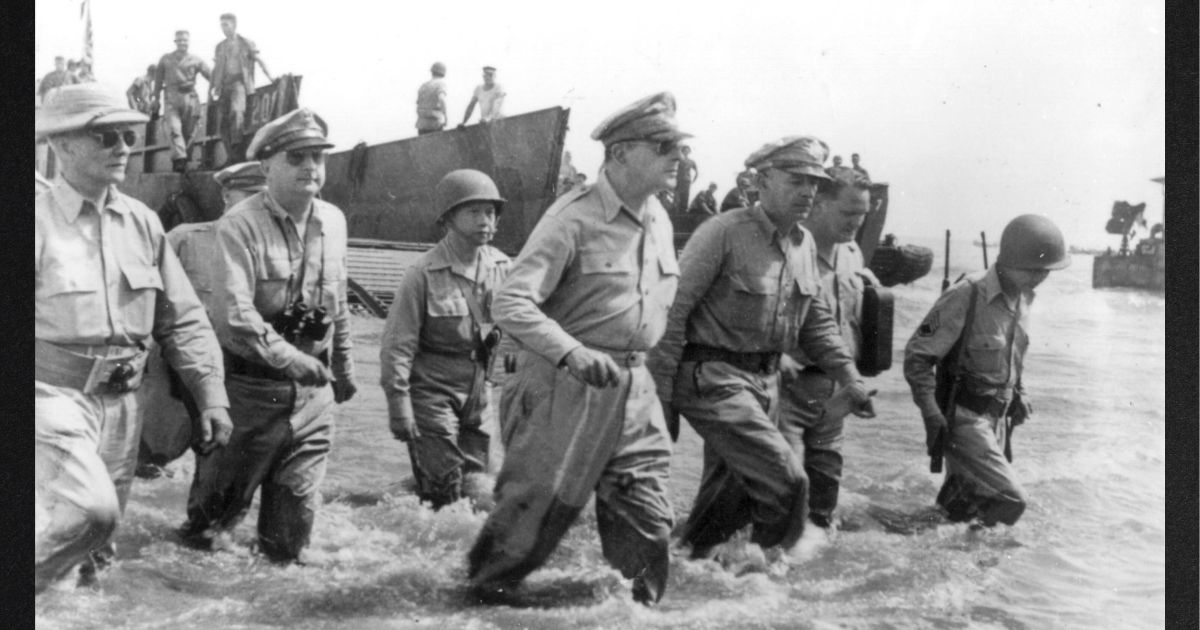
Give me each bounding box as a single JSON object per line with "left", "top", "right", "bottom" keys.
{"left": 379, "top": 240, "right": 511, "bottom": 419}
{"left": 35, "top": 180, "right": 228, "bottom": 409}
{"left": 156, "top": 51, "right": 212, "bottom": 93}
{"left": 167, "top": 221, "right": 218, "bottom": 314}
{"left": 790, "top": 240, "right": 878, "bottom": 366}
{"left": 493, "top": 169, "right": 679, "bottom": 364}
{"left": 650, "top": 204, "right": 853, "bottom": 402}
{"left": 213, "top": 34, "right": 259, "bottom": 95}
{"left": 903, "top": 267, "right": 1031, "bottom": 419}
{"left": 211, "top": 192, "right": 354, "bottom": 380}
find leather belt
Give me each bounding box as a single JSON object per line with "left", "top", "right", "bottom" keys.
{"left": 955, "top": 390, "right": 1011, "bottom": 418}
{"left": 681, "top": 344, "right": 780, "bottom": 374}
{"left": 801, "top": 365, "right": 826, "bottom": 375}
{"left": 422, "top": 347, "right": 487, "bottom": 364}
{"left": 35, "top": 338, "right": 148, "bottom": 395}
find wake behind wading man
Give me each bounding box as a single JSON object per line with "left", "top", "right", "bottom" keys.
{"left": 904, "top": 214, "right": 1070, "bottom": 527}
{"left": 380, "top": 169, "right": 510, "bottom": 509}
{"left": 649, "top": 136, "right": 876, "bottom": 564}
{"left": 180, "top": 109, "right": 357, "bottom": 561}
{"left": 35, "top": 84, "right": 231, "bottom": 592}
{"left": 466, "top": 92, "right": 687, "bottom": 605}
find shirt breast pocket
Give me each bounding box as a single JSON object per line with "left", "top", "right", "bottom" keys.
{"left": 966, "top": 333, "right": 1009, "bottom": 378}
{"left": 120, "top": 264, "right": 165, "bottom": 335}
{"left": 579, "top": 251, "right": 635, "bottom": 276}
{"left": 727, "top": 272, "right": 778, "bottom": 331}
{"left": 427, "top": 293, "right": 469, "bottom": 318}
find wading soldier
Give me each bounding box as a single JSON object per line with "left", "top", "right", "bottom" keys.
{"left": 779, "top": 167, "right": 879, "bottom": 534}
{"left": 154, "top": 30, "right": 212, "bottom": 172}
{"left": 137, "top": 162, "right": 267, "bottom": 479}
{"left": 467, "top": 92, "right": 687, "bottom": 605}
{"left": 35, "top": 84, "right": 231, "bottom": 592}
{"left": 904, "top": 214, "right": 1069, "bottom": 527}
{"left": 380, "top": 169, "right": 510, "bottom": 509}
{"left": 650, "top": 136, "right": 874, "bottom": 562}
{"left": 181, "top": 109, "right": 357, "bottom": 561}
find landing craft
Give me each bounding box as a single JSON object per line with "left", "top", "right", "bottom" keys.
{"left": 1091, "top": 178, "right": 1165, "bottom": 291}
{"left": 35, "top": 75, "right": 931, "bottom": 310}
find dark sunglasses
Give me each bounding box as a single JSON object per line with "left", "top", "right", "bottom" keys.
{"left": 285, "top": 149, "right": 327, "bottom": 166}
{"left": 89, "top": 129, "right": 139, "bottom": 149}
{"left": 628, "top": 139, "right": 687, "bottom": 156}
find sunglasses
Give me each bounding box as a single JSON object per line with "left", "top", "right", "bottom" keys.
{"left": 89, "top": 129, "right": 139, "bottom": 149}
{"left": 627, "top": 139, "right": 687, "bottom": 156}
{"left": 284, "top": 149, "right": 327, "bottom": 166}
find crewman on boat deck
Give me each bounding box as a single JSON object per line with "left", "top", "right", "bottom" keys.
{"left": 460, "top": 66, "right": 506, "bottom": 126}
{"left": 181, "top": 109, "right": 357, "bottom": 562}
{"left": 416, "top": 62, "right": 449, "bottom": 135}
{"left": 153, "top": 30, "right": 212, "bottom": 172}
{"left": 467, "top": 92, "right": 686, "bottom": 605}
{"left": 213, "top": 13, "right": 270, "bottom": 163}
{"left": 380, "top": 169, "right": 511, "bottom": 509}
{"left": 904, "top": 214, "right": 1070, "bottom": 527}
{"left": 136, "top": 161, "right": 267, "bottom": 479}
{"left": 779, "top": 167, "right": 880, "bottom": 534}
{"left": 35, "top": 83, "right": 231, "bottom": 592}
{"left": 649, "top": 135, "right": 875, "bottom": 562}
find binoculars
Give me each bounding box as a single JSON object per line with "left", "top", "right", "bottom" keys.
{"left": 272, "top": 301, "right": 332, "bottom": 343}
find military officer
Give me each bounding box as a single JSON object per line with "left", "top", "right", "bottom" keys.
{"left": 779, "top": 167, "right": 880, "bottom": 534}
{"left": 380, "top": 169, "right": 510, "bottom": 509}
{"left": 467, "top": 92, "right": 686, "bottom": 605}
{"left": 649, "top": 136, "right": 874, "bottom": 562}
{"left": 136, "top": 161, "right": 267, "bottom": 478}
{"left": 904, "top": 214, "right": 1070, "bottom": 527}
{"left": 180, "top": 109, "right": 357, "bottom": 562}
{"left": 35, "top": 83, "right": 231, "bottom": 592}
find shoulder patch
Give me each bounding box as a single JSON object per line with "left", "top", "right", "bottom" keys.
{"left": 917, "top": 310, "right": 940, "bottom": 336}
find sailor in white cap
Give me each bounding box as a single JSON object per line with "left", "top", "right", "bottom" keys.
{"left": 180, "top": 108, "right": 357, "bottom": 563}
{"left": 649, "top": 135, "right": 876, "bottom": 564}
{"left": 35, "top": 83, "right": 231, "bottom": 592}
{"left": 467, "top": 92, "right": 688, "bottom": 605}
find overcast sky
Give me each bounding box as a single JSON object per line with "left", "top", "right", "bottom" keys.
{"left": 36, "top": 0, "right": 1164, "bottom": 247}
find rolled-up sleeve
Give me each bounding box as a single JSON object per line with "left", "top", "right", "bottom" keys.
{"left": 153, "top": 232, "right": 229, "bottom": 410}
{"left": 649, "top": 218, "right": 724, "bottom": 403}
{"left": 492, "top": 215, "right": 580, "bottom": 365}
{"left": 211, "top": 216, "right": 301, "bottom": 370}
{"left": 379, "top": 267, "right": 425, "bottom": 420}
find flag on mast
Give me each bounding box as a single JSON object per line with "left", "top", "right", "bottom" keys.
{"left": 80, "top": 0, "right": 93, "bottom": 70}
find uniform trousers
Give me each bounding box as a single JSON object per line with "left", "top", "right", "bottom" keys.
{"left": 165, "top": 90, "right": 201, "bottom": 161}
{"left": 182, "top": 373, "right": 334, "bottom": 560}
{"left": 468, "top": 349, "right": 673, "bottom": 602}
{"left": 674, "top": 360, "right": 809, "bottom": 554}
{"left": 35, "top": 381, "right": 139, "bottom": 592}
{"left": 939, "top": 403, "right": 1027, "bottom": 526}
{"left": 779, "top": 369, "right": 844, "bottom": 528}
{"left": 407, "top": 351, "right": 489, "bottom": 508}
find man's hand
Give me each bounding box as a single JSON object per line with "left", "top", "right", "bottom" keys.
{"left": 778, "top": 353, "right": 802, "bottom": 380}
{"left": 390, "top": 415, "right": 420, "bottom": 442}
{"left": 1009, "top": 397, "right": 1032, "bottom": 427}
{"left": 661, "top": 400, "right": 681, "bottom": 442}
{"left": 562, "top": 347, "right": 621, "bottom": 388}
{"left": 284, "top": 354, "right": 333, "bottom": 386}
{"left": 333, "top": 378, "right": 357, "bottom": 403}
{"left": 194, "top": 407, "right": 233, "bottom": 455}
{"left": 844, "top": 380, "right": 877, "bottom": 418}
{"left": 923, "top": 413, "right": 948, "bottom": 454}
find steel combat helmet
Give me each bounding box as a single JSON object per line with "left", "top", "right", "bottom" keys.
{"left": 996, "top": 214, "right": 1071, "bottom": 270}
{"left": 435, "top": 169, "right": 506, "bottom": 222}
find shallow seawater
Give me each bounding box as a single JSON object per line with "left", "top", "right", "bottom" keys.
{"left": 36, "top": 245, "right": 1164, "bottom": 630}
